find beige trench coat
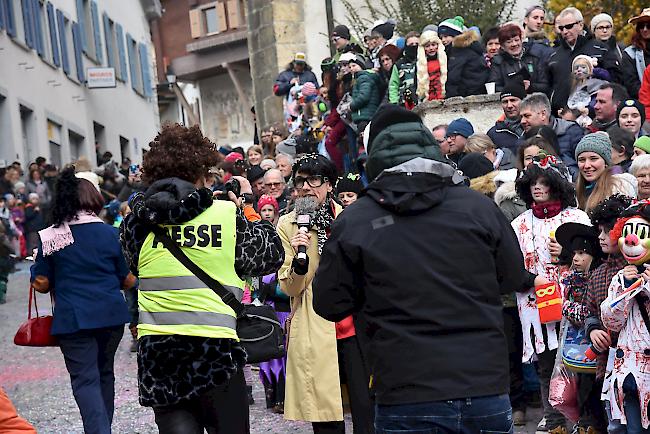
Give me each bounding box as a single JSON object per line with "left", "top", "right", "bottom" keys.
{"left": 277, "top": 205, "right": 343, "bottom": 422}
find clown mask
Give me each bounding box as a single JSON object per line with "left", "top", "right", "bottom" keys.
{"left": 619, "top": 217, "right": 650, "bottom": 265}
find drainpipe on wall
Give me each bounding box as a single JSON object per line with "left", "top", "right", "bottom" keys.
{"left": 325, "top": 0, "right": 334, "bottom": 57}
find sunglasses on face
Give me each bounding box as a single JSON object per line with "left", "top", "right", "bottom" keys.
{"left": 558, "top": 21, "right": 580, "bottom": 31}
{"left": 294, "top": 175, "right": 328, "bottom": 189}
{"left": 638, "top": 23, "right": 650, "bottom": 31}
{"left": 265, "top": 182, "right": 284, "bottom": 188}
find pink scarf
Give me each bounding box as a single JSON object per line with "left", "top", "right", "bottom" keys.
{"left": 38, "top": 212, "right": 104, "bottom": 256}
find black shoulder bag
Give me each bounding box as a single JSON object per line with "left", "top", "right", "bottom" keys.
{"left": 149, "top": 225, "right": 285, "bottom": 363}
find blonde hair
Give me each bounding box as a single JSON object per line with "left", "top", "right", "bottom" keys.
{"left": 576, "top": 168, "right": 617, "bottom": 211}
{"left": 465, "top": 134, "right": 496, "bottom": 154}
{"left": 416, "top": 30, "right": 447, "bottom": 100}
{"left": 247, "top": 145, "right": 263, "bottom": 158}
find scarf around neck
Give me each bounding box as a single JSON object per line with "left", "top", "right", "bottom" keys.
{"left": 311, "top": 198, "right": 335, "bottom": 255}
{"left": 38, "top": 212, "right": 104, "bottom": 256}
{"left": 531, "top": 200, "right": 562, "bottom": 219}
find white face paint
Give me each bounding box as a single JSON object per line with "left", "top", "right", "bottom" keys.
{"left": 572, "top": 62, "right": 590, "bottom": 80}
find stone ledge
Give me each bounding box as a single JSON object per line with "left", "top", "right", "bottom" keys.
{"left": 413, "top": 93, "right": 501, "bottom": 116}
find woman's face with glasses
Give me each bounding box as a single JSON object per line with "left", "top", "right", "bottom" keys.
{"left": 294, "top": 172, "right": 332, "bottom": 205}
{"left": 593, "top": 22, "right": 613, "bottom": 41}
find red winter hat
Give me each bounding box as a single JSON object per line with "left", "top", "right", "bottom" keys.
{"left": 257, "top": 194, "right": 279, "bottom": 212}
{"left": 301, "top": 82, "right": 318, "bottom": 97}
{"left": 224, "top": 152, "right": 244, "bottom": 163}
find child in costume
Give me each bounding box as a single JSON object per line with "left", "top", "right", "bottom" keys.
{"left": 511, "top": 153, "right": 591, "bottom": 432}
{"left": 555, "top": 222, "right": 607, "bottom": 433}
{"left": 567, "top": 55, "right": 608, "bottom": 129}
{"left": 601, "top": 200, "right": 650, "bottom": 432}
{"left": 416, "top": 30, "right": 447, "bottom": 102}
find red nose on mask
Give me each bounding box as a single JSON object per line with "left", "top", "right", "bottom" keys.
{"left": 625, "top": 233, "right": 640, "bottom": 246}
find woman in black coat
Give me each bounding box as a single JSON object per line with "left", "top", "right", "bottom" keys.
{"left": 488, "top": 24, "right": 550, "bottom": 96}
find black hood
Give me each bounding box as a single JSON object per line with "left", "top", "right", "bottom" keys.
{"left": 365, "top": 157, "right": 464, "bottom": 215}
{"left": 130, "top": 177, "right": 213, "bottom": 225}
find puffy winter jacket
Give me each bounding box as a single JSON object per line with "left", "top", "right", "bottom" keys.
{"left": 350, "top": 70, "right": 382, "bottom": 123}
{"left": 548, "top": 34, "right": 622, "bottom": 113}
{"left": 388, "top": 57, "right": 417, "bottom": 106}
{"left": 487, "top": 120, "right": 524, "bottom": 154}
{"left": 445, "top": 31, "right": 490, "bottom": 98}
{"left": 488, "top": 43, "right": 550, "bottom": 95}
{"left": 622, "top": 45, "right": 650, "bottom": 99}
{"left": 273, "top": 67, "right": 319, "bottom": 97}
{"left": 552, "top": 116, "right": 584, "bottom": 179}
{"left": 639, "top": 65, "right": 650, "bottom": 120}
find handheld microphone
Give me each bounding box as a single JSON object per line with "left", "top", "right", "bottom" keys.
{"left": 294, "top": 197, "right": 318, "bottom": 266}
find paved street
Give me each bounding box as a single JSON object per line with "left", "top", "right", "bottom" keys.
{"left": 0, "top": 263, "right": 541, "bottom": 433}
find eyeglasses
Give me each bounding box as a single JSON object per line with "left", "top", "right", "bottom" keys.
{"left": 294, "top": 175, "right": 328, "bottom": 189}
{"left": 446, "top": 134, "right": 460, "bottom": 140}
{"left": 558, "top": 21, "right": 580, "bottom": 31}
{"left": 638, "top": 23, "right": 650, "bottom": 30}
{"left": 595, "top": 24, "right": 612, "bottom": 31}
{"left": 331, "top": 36, "right": 341, "bottom": 42}
{"left": 265, "top": 182, "right": 284, "bottom": 188}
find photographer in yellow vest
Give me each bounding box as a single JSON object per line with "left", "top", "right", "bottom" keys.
{"left": 120, "top": 124, "right": 284, "bottom": 433}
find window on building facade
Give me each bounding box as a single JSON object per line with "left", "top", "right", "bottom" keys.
{"left": 37, "top": 0, "right": 53, "bottom": 62}
{"left": 47, "top": 119, "right": 62, "bottom": 168}
{"left": 68, "top": 129, "right": 84, "bottom": 161}
{"left": 46, "top": 2, "right": 60, "bottom": 66}
{"left": 103, "top": 13, "right": 116, "bottom": 69}
{"left": 20, "top": 105, "right": 36, "bottom": 165}
{"left": 126, "top": 33, "right": 143, "bottom": 94}
{"left": 189, "top": 0, "right": 246, "bottom": 38}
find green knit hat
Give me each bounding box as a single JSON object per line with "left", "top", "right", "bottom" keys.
{"left": 575, "top": 132, "right": 612, "bottom": 166}
{"left": 635, "top": 136, "right": 650, "bottom": 155}
{"left": 438, "top": 16, "right": 466, "bottom": 37}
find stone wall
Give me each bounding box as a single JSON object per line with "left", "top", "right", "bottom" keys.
{"left": 413, "top": 94, "right": 503, "bottom": 134}
{"left": 247, "top": 0, "right": 308, "bottom": 130}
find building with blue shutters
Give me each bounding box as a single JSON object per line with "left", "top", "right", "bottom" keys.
{"left": 0, "top": 0, "right": 161, "bottom": 167}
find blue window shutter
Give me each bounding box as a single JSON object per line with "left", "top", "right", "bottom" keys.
{"left": 32, "top": 0, "right": 44, "bottom": 57}
{"left": 102, "top": 13, "right": 113, "bottom": 67}
{"left": 21, "top": 0, "right": 33, "bottom": 47}
{"left": 5, "top": 0, "right": 16, "bottom": 37}
{"left": 0, "top": 0, "right": 5, "bottom": 31}
{"left": 46, "top": 2, "right": 59, "bottom": 66}
{"left": 126, "top": 33, "right": 137, "bottom": 91}
{"left": 56, "top": 10, "right": 70, "bottom": 75}
{"left": 90, "top": 0, "right": 101, "bottom": 62}
{"left": 138, "top": 43, "right": 152, "bottom": 97}
{"left": 115, "top": 23, "right": 128, "bottom": 82}
{"left": 72, "top": 22, "right": 84, "bottom": 81}
{"left": 75, "top": 0, "right": 87, "bottom": 52}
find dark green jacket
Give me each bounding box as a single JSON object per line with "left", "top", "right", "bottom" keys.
{"left": 350, "top": 70, "right": 382, "bottom": 123}
{"left": 365, "top": 120, "right": 444, "bottom": 181}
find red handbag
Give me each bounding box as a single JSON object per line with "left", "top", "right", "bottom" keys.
{"left": 14, "top": 287, "right": 58, "bottom": 347}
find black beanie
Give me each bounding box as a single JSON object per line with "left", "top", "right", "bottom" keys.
{"left": 332, "top": 25, "right": 351, "bottom": 41}
{"left": 617, "top": 99, "right": 646, "bottom": 126}
{"left": 500, "top": 81, "right": 527, "bottom": 101}
{"left": 335, "top": 174, "right": 364, "bottom": 195}
{"left": 458, "top": 153, "right": 494, "bottom": 179}
{"left": 247, "top": 165, "right": 266, "bottom": 183}
{"left": 372, "top": 22, "right": 395, "bottom": 40}
{"left": 367, "top": 104, "right": 423, "bottom": 152}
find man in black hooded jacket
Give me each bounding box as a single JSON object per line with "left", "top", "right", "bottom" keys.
{"left": 312, "top": 105, "right": 537, "bottom": 433}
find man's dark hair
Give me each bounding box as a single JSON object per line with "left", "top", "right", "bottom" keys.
{"left": 482, "top": 27, "right": 500, "bottom": 47}
{"left": 599, "top": 83, "right": 629, "bottom": 105}
{"left": 292, "top": 154, "right": 338, "bottom": 183}
{"left": 35, "top": 156, "right": 46, "bottom": 165}
{"left": 608, "top": 126, "right": 635, "bottom": 159}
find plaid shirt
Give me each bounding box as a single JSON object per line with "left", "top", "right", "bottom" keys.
{"left": 585, "top": 254, "right": 627, "bottom": 377}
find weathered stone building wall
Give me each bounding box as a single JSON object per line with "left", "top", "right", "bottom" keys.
{"left": 414, "top": 94, "right": 503, "bottom": 134}
{"left": 247, "top": 0, "right": 308, "bottom": 130}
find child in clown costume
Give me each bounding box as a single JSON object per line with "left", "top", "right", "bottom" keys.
{"left": 601, "top": 201, "right": 650, "bottom": 432}
{"left": 511, "top": 154, "right": 591, "bottom": 432}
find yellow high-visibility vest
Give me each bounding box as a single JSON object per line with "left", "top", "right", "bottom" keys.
{"left": 137, "top": 201, "right": 243, "bottom": 340}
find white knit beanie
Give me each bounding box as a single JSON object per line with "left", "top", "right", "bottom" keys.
{"left": 590, "top": 13, "right": 613, "bottom": 33}
{"left": 416, "top": 31, "right": 447, "bottom": 100}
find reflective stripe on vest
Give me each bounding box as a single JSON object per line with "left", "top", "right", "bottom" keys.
{"left": 139, "top": 311, "right": 237, "bottom": 329}
{"left": 139, "top": 276, "right": 244, "bottom": 302}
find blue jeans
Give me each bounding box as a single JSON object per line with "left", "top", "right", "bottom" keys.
{"left": 375, "top": 394, "right": 513, "bottom": 434}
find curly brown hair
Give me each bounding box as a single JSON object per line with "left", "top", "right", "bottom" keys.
{"left": 142, "top": 123, "right": 220, "bottom": 185}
